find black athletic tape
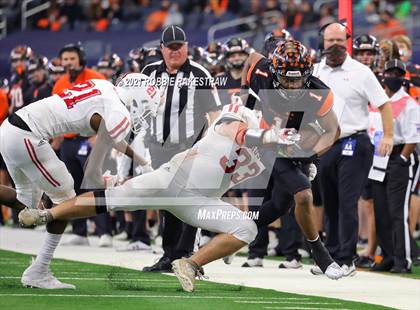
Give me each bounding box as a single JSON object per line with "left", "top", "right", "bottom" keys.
{"left": 308, "top": 237, "right": 334, "bottom": 272}
{"left": 93, "top": 190, "right": 107, "bottom": 214}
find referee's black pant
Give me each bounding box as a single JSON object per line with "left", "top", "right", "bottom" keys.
{"left": 372, "top": 145, "right": 414, "bottom": 269}
{"left": 320, "top": 133, "right": 373, "bottom": 266}
{"left": 149, "top": 142, "right": 197, "bottom": 260}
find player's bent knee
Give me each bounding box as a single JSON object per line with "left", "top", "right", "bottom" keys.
{"left": 295, "top": 189, "right": 313, "bottom": 207}
{"left": 233, "top": 220, "right": 258, "bottom": 244}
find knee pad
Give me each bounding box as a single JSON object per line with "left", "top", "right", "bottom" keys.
{"left": 233, "top": 220, "right": 258, "bottom": 244}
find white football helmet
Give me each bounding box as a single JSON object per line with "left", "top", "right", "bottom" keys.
{"left": 115, "top": 73, "right": 161, "bottom": 134}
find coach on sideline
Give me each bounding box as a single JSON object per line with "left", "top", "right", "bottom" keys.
{"left": 141, "top": 25, "right": 221, "bottom": 272}
{"left": 313, "top": 22, "right": 394, "bottom": 276}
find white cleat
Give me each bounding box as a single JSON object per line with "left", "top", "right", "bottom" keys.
{"left": 115, "top": 240, "right": 151, "bottom": 252}
{"left": 21, "top": 265, "right": 75, "bottom": 289}
{"left": 279, "top": 259, "right": 303, "bottom": 269}
{"left": 172, "top": 258, "right": 204, "bottom": 292}
{"left": 241, "top": 257, "right": 263, "bottom": 267}
{"left": 341, "top": 263, "right": 356, "bottom": 277}
{"left": 311, "top": 262, "right": 344, "bottom": 280}
{"left": 98, "top": 234, "right": 113, "bottom": 247}
{"left": 113, "top": 231, "right": 129, "bottom": 241}
{"left": 223, "top": 253, "right": 235, "bottom": 265}
{"left": 18, "top": 208, "right": 49, "bottom": 227}
{"left": 61, "top": 234, "right": 90, "bottom": 246}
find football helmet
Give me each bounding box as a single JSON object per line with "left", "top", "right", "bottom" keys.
{"left": 116, "top": 73, "right": 162, "bottom": 134}
{"left": 270, "top": 40, "right": 313, "bottom": 100}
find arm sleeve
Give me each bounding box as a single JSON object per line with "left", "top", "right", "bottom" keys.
{"left": 104, "top": 104, "right": 131, "bottom": 143}
{"left": 362, "top": 70, "right": 389, "bottom": 108}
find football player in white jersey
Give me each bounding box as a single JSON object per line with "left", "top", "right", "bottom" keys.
{"left": 0, "top": 73, "right": 159, "bottom": 289}
{"left": 19, "top": 101, "right": 301, "bottom": 292}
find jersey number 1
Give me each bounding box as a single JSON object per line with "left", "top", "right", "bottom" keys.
{"left": 58, "top": 80, "right": 102, "bottom": 109}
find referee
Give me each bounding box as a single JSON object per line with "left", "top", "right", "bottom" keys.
{"left": 141, "top": 25, "right": 221, "bottom": 272}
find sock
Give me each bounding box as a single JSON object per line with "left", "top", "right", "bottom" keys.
{"left": 33, "top": 233, "right": 62, "bottom": 272}
{"left": 307, "top": 235, "right": 333, "bottom": 272}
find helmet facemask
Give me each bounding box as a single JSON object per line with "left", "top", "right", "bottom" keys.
{"left": 270, "top": 40, "right": 313, "bottom": 101}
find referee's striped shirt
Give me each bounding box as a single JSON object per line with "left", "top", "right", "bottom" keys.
{"left": 141, "top": 59, "right": 221, "bottom": 145}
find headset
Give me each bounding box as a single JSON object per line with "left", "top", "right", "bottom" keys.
{"left": 318, "top": 21, "right": 352, "bottom": 51}
{"left": 59, "top": 42, "right": 86, "bottom": 67}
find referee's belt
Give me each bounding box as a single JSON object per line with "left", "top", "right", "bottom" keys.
{"left": 335, "top": 130, "right": 367, "bottom": 145}
{"left": 8, "top": 113, "right": 31, "bottom": 132}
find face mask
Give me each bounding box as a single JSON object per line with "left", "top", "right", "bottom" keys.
{"left": 383, "top": 77, "right": 404, "bottom": 93}
{"left": 324, "top": 44, "right": 347, "bottom": 67}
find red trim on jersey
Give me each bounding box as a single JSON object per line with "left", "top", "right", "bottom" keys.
{"left": 109, "top": 117, "right": 128, "bottom": 136}
{"left": 110, "top": 120, "right": 130, "bottom": 140}
{"left": 233, "top": 104, "right": 240, "bottom": 113}
{"left": 24, "top": 139, "right": 61, "bottom": 187}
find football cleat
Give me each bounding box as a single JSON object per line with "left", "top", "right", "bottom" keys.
{"left": 21, "top": 263, "right": 75, "bottom": 289}
{"left": 18, "top": 208, "right": 51, "bottom": 227}
{"left": 172, "top": 258, "right": 205, "bottom": 292}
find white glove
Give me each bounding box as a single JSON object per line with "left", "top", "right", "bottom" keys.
{"left": 308, "top": 163, "right": 317, "bottom": 181}
{"left": 102, "top": 170, "right": 120, "bottom": 188}
{"left": 135, "top": 163, "right": 154, "bottom": 175}
{"left": 263, "top": 128, "right": 300, "bottom": 145}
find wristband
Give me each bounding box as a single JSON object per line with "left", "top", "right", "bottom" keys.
{"left": 244, "top": 128, "right": 267, "bottom": 146}
{"left": 400, "top": 154, "right": 408, "bottom": 162}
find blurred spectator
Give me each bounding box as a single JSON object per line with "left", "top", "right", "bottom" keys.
{"left": 144, "top": 0, "right": 170, "bottom": 32}
{"left": 393, "top": 34, "right": 413, "bottom": 64}
{"left": 36, "top": 0, "right": 63, "bottom": 31}
{"left": 24, "top": 56, "right": 50, "bottom": 102}
{"left": 209, "top": 0, "right": 228, "bottom": 17}
{"left": 371, "top": 10, "right": 407, "bottom": 40}
{"left": 96, "top": 53, "right": 124, "bottom": 83}
{"left": 47, "top": 57, "right": 65, "bottom": 85}
{"left": 86, "top": 0, "right": 105, "bottom": 31}
{"left": 60, "top": 0, "right": 84, "bottom": 30}
{"left": 164, "top": 3, "right": 184, "bottom": 28}
{"left": 8, "top": 45, "right": 32, "bottom": 114}
{"left": 319, "top": 4, "right": 335, "bottom": 27}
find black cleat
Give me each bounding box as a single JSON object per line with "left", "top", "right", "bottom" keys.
{"left": 143, "top": 256, "right": 173, "bottom": 273}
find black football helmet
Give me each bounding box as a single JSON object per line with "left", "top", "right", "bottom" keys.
{"left": 353, "top": 34, "right": 379, "bottom": 54}
{"left": 270, "top": 40, "right": 313, "bottom": 100}
{"left": 222, "top": 37, "right": 251, "bottom": 70}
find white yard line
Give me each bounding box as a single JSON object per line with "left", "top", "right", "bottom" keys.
{"left": 1, "top": 227, "right": 419, "bottom": 310}
{"left": 0, "top": 293, "right": 309, "bottom": 300}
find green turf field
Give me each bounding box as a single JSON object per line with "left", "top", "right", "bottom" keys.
{"left": 0, "top": 250, "right": 394, "bottom": 310}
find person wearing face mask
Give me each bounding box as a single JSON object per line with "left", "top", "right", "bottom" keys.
{"left": 313, "top": 22, "right": 394, "bottom": 276}
{"left": 370, "top": 59, "right": 420, "bottom": 274}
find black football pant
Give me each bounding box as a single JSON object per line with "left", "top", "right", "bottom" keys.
{"left": 320, "top": 133, "right": 373, "bottom": 266}
{"left": 372, "top": 146, "right": 415, "bottom": 268}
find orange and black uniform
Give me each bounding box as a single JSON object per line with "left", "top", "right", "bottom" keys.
{"left": 244, "top": 57, "right": 333, "bottom": 261}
